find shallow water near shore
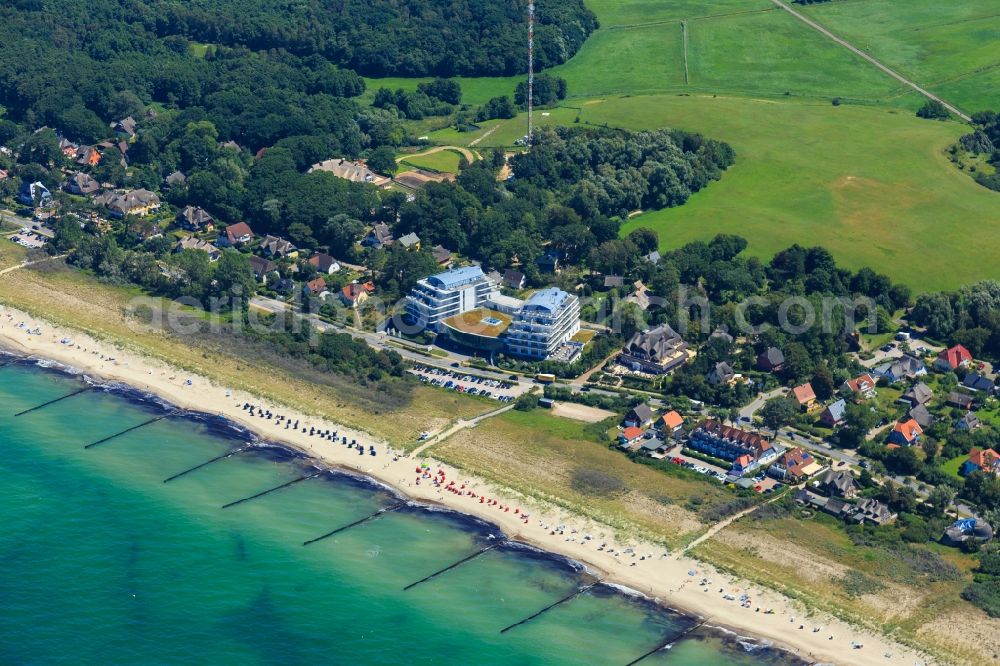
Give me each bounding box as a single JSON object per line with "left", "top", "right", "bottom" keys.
{"left": 0, "top": 358, "right": 804, "bottom": 665}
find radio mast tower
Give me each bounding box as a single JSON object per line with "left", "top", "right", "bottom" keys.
{"left": 527, "top": 1, "right": 535, "bottom": 147}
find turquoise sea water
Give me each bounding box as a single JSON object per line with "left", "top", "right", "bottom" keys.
{"left": 0, "top": 358, "right": 802, "bottom": 665}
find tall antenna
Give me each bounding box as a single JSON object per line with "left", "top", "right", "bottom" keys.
{"left": 527, "top": 1, "right": 535, "bottom": 147}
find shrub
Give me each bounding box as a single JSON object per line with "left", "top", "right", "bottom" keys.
{"left": 570, "top": 468, "right": 627, "bottom": 496}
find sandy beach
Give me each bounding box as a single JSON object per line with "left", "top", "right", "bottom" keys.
{"left": 0, "top": 305, "right": 940, "bottom": 666}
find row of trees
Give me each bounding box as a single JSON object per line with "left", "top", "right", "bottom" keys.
{"left": 911, "top": 280, "right": 1000, "bottom": 358}
{"left": 955, "top": 110, "right": 1000, "bottom": 192}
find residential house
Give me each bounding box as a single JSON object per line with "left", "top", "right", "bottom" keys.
{"left": 97, "top": 189, "right": 160, "bottom": 217}
{"left": 308, "top": 158, "right": 391, "bottom": 187}
{"left": 221, "top": 222, "right": 254, "bottom": 247}
{"left": 852, "top": 498, "right": 897, "bottom": 526}
{"left": 687, "top": 420, "right": 776, "bottom": 474}
{"left": 874, "top": 355, "right": 927, "bottom": 383}
{"left": 163, "top": 171, "right": 186, "bottom": 189}
{"left": 756, "top": 347, "right": 785, "bottom": 373}
{"left": 956, "top": 412, "right": 982, "bottom": 432}
{"left": 431, "top": 245, "right": 453, "bottom": 267}
{"left": 707, "top": 361, "right": 736, "bottom": 386}
{"left": 341, "top": 282, "right": 375, "bottom": 309}
{"left": 659, "top": 410, "right": 684, "bottom": 435}
{"left": 626, "top": 281, "right": 651, "bottom": 311}
{"left": 962, "top": 372, "right": 995, "bottom": 394}
{"left": 618, "top": 324, "right": 690, "bottom": 375}
{"left": 943, "top": 518, "right": 994, "bottom": 546}
{"left": 603, "top": 275, "right": 624, "bottom": 288}
{"left": 767, "top": 447, "right": 819, "bottom": 481}
{"left": 503, "top": 269, "right": 526, "bottom": 290}
{"left": 908, "top": 403, "right": 935, "bottom": 429}
{"left": 623, "top": 404, "right": 655, "bottom": 429}
{"left": 17, "top": 181, "right": 52, "bottom": 207}
{"left": 819, "top": 399, "right": 847, "bottom": 427}
{"left": 260, "top": 235, "right": 297, "bottom": 259}
{"left": 816, "top": 469, "right": 858, "bottom": 498}
{"left": 842, "top": 373, "right": 877, "bottom": 400}
{"left": 710, "top": 327, "right": 734, "bottom": 345}
{"left": 304, "top": 277, "right": 328, "bottom": 296}
{"left": 640, "top": 438, "right": 669, "bottom": 458}
{"left": 178, "top": 206, "right": 214, "bottom": 232}
{"left": 947, "top": 392, "right": 975, "bottom": 410}
{"left": 75, "top": 146, "right": 101, "bottom": 167}
{"left": 398, "top": 232, "right": 421, "bottom": 250}
{"left": 901, "top": 382, "right": 934, "bottom": 408}
{"left": 308, "top": 253, "right": 341, "bottom": 275}
{"left": 175, "top": 237, "right": 221, "bottom": 262}
{"left": 644, "top": 250, "right": 661, "bottom": 265}
{"left": 792, "top": 383, "right": 817, "bottom": 410}
{"left": 363, "top": 223, "right": 394, "bottom": 248}
{"left": 248, "top": 256, "right": 277, "bottom": 283}
{"left": 111, "top": 116, "right": 137, "bottom": 138}
{"left": 59, "top": 137, "right": 79, "bottom": 158}
{"left": 935, "top": 344, "right": 973, "bottom": 371}
{"left": 536, "top": 252, "right": 559, "bottom": 273}
{"left": 961, "top": 448, "right": 1000, "bottom": 476}
{"left": 619, "top": 426, "right": 645, "bottom": 449}
{"left": 64, "top": 172, "right": 100, "bottom": 196}
{"left": 887, "top": 418, "right": 923, "bottom": 446}
{"left": 0, "top": 168, "right": 7, "bottom": 181}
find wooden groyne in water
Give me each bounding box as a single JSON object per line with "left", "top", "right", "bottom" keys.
{"left": 84, "top": 411, "right": 177, "bottom": 449}
{"left": 221, "top": 470, "right": 324, "bottom": 509}
{"left": 623, "top": 619, "right": 709, "bottom": 666}
{"left": 15, "top": 387, "right": 90, "bottom": 416}
{"left": 163, "top": 445, "right": 252, "bottom": 483}
{"left": 302, "top": 502, "right": 405, "bottom": 546}
{"left": 500, "top": 581, "right": 601, "bottom": 634}
{"left": 403, "top": 541, "right": 503, "bottom": 591}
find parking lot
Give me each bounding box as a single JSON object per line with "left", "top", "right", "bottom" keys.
{"left": 410, "top": 364, "right": 527, "bottom": 402}
{"left": 9, "top": 228, "right": 49, "bottom": 249}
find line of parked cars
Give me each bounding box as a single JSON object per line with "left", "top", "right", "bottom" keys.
{"left": 411, "top": 364, "right": 517, "bottom": 402}
{"left": 9, "top": 228, "right": 49, "bottom": 249}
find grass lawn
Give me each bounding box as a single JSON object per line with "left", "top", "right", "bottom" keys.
{"left": 432, "top": 408, "right": 736, "bottom": 546}
{"left": 941, "top": 454, "right": 966, "bottom": 480}
{"left": 398, "top": 148, "right": 464, "bottom": 174}
{"left": 800, "top": 0, "right": 1000, "bottom": 113}
{"left": 606, "top": 94, "right": 1000, "bottom": 292}
{"left": 444, "top": 105, "right": 582, "bottom": 148}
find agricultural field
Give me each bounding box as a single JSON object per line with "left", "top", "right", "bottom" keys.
{"left": 800, "top": 0, "right": 1000, "bottom": 113}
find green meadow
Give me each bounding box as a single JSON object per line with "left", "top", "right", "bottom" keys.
{"left": 799, "top": 0, "right": 1000, "bottom": 113}
{"left": 610, "top": 95, "right": 999, "bottom": 292}
{"left": 374, "top": 0, "right": 1000, "bottom": 292}
{"left": 398, "top": 148, "right": 464, "bottom": 174}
